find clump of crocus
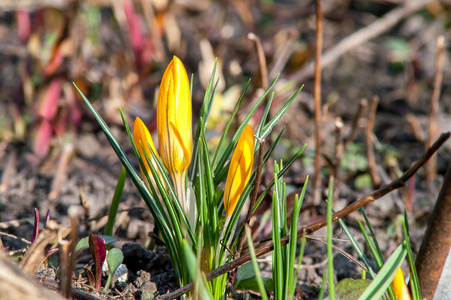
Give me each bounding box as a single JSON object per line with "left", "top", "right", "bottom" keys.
{"left": 157, "top": 56, "right": 192, "bottom": 211}
{"left": 224, "top": 125, "right": 255, "bottom": 216}
{"left": 391, "top": 268, "right": 412, "bottom": 300}
{"left": 77, "top": 53, "right": 304, "bottom": 297}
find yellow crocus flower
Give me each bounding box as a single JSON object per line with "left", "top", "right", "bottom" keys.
{"left": 224, "top": 125, "right": 255, "bottom": 216}
{"left": 157, "top": 56, "right": 192, "bottom": 210}
{"left": 133, "top": 117, "right": 160, "bottom": 184}
{"left": 391, "top": 268, "right": 412, "bottom": 300}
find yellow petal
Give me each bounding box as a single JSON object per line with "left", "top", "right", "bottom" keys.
{"left": 391, "top": 268, "right": 412, "bottom": 300}
{"left": 224, "top": 125, "right": 255, "bottom": 216}
{"left": 133, "top": 117, "right": 159, "bottom": 180}
{"left": 157, "top": 56, "right": 192, "bottom": 176}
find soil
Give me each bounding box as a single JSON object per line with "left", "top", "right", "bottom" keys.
{"left": 0, "top": 0, "right": 451, "bottom": 299}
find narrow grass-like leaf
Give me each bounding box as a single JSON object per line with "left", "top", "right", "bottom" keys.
{"left": 253, "top": 144, "right": 307, "bottom": 214}
{"left": 357, "top": 216, "right": 396, "bottom": 300}
{"left": 357, "top": 219, "right": 383, "bottom": 268}
{"left": 272, "top": 162, "right": 284, "bottom": 299}
{"left": 211, "top": 79, "right": 251, "bottom": 168}
{"left": 245, "top": 226, "right": 269, "bottom": 300}
{"left": 260, "top": 85, "right": 303, "bottom": 139}
{"left": 361, "top": 208, "right": 384, "bottom": 261}
{"left": 197, "top": 138, "right": 206, "bottom": 232}
{"left": 288, "top": 176, "right": 308, "bottom": 299}
{"left": 255, "top": 92, "right": 274, "bottom": 138}
{"left": 213, "top": 75, "right": 279, "bottom": 182}
{"left": 140, "top": 140, "right": 185, "bottom": 246}
{"left": 403, "top": 211, "right": 421, "bottom": 300}
{"left": 200, "top": 124, "right": 218, "bottom": 249}
{"left": 318, "top": 269, "right": 328, "bottom": 300}
{"left": 337, "top": 217, "right": 377, "bottom": 279}
{"left": 358, "top": 242, "right": 407, "bottom": 300}
{"left": 190, "top": 63, "right": 219, "bottom": 182}
{"left": 182, "top": 239, "right": 213, "bottom": 300}
{"left": 105, "top": 167, "right": 126, "bottom": 250}
{"left": 327, "top": 177, "right": 335, "bottom": 299}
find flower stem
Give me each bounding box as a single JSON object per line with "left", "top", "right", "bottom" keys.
{"left": 173, "top": 172, "right": 187, "bottom": 213}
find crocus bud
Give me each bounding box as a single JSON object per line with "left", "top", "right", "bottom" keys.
{"left": 224, "top": 125, "right": 255, "bottom": 216}
{"left": 391, "top": 268, "right": 412, "bottom": 300}
{"left": 133, "top": 117, "right": 159, "bottom": 182}
{"left": 157, "top": 56, "right": 192, "bottom": 177}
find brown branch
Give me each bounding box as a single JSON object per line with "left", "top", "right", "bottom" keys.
{"left": 158, "top": 132, "right": 450, "bottom": 300}
{"left": 290, "top": 0, "right": 433, "bottom": 84}
{"left": 425, "top": 36, "right": 445, "bottom": 183}
{"left": 49, "top": 143, "right": 73, "bottom": 199}
{"left": 344, "top": 98, "right": 367, "bottom": 151}
{"left": 313, "top": 0, "right": 323, "bottom": 206}
{"left": 366, "top": 96, "right": 381, "bottom": 187}
{"left": 248, "top": 33, "right": 268, "bottom": 90}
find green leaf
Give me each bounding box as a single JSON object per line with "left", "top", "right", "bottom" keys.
{"left": 104, "top": 248, "right": 124, "bottom": 291}
{"left": 244, "top": 226, "right": 269, "bottom": 300}
{"left": 358, "top": 243, "right": 407, "bottom": 300}
{"left": 327, "top": 177, "right": 335, "bottom": 299}
{"left": 403, "top": 211, "right": 421, "bottom": 300}
{"left": 335, "top": 279, "right": 372, "bottom": 300}
{"left": 235, "top": 276, "right": 274, "bottom": 293}
{"left": 105, "top": 167, "right": 126, "bottom": 250}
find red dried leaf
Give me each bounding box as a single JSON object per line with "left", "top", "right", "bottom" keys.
{"left": 33, "top": 119, "right": 52, "bottom": 158}
{"left": 37, "top": 79, "right": 62, "bottom": 120}
{"left": 88, "top": 233, "right": 106, "bottom": 290}
{"left": 32, "top": 208, "right": 40, "bottom": 243}
{"left": 16, "top": 10, "right": 31, "bottom": 44}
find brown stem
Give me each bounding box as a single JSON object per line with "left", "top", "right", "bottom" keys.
{"left": 344, "top": 98, "right": 367, "bottom": 151}
{"left": 366, "top": 96, "right": 381, "bottom": 187}
{"left": 0, "top": 150, "right": 16, "bottom": 192}
{"left": 425, "top": 36, "right": 445, "bottom": 183}
{"left": 49, "top": 144, "right": 73, "bottom": 199}
{"left": 158, "top": 132, "right": 450, "bottom": 300}
{"left": 313, "top": 0, "right": 323, "bottom": 206}
{"left": 248, "top": 33, "right": 268, "bottom": 90}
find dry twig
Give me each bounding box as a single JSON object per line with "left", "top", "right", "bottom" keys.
{"left": 366, "top": 96, "right": 381, "bottom": 187}
{"left": 313, "top": 0, "right": 323, "bottom": 206}
{"left": 0, "top": 150, "right": 17, "bottom": 192}
{"left": 344, "top": 99, "right": 367, "bottom": 150}
{"left": 248, "top": 33, "right": 268, "bottom": 91}
{"left": 425, "top": 36, "right": 445, "bottom": 183}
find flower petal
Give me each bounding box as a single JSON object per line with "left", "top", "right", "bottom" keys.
{"left": 224, "top": 125, "right": 255, "bottom": 216}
